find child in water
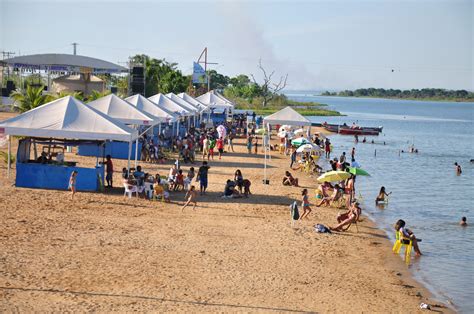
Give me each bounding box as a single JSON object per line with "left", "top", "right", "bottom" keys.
{"left": 460, "top": 217, "right": 467, "bottom": 226}
{"left": 375, "top": 186, "right": 391, "bottom": 204}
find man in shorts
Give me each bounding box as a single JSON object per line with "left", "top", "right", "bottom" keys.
{"left": 105, "top": 155, "right": 114, "bottom": 187}
{"left": 197, "top": 161, "right": 210, "bottom": 195}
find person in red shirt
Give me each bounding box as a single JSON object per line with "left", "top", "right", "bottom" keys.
{"left": 217, "top": 137, "right": 224, "bottom": 160}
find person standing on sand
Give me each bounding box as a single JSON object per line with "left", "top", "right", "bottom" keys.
{"left": 254, "top": 136, "right": 258, "bottom": 154}
{"left": 247, "top": 135, "right": 253, "bottom": 154}
{"left": 197, "top": 161, "right": 210, "bottom": 195}
{"left": 68, "top": 170, "right": 78, "bottom": 200}
{"left": 217, "top": 137, "right": 224, "bottom": 160}
{"left": 227, "top": 133, "right": 234, "bottom": 152}
{"left": 181, "top": 185, "right": 198, "bottom": 211}
{"left": 105, "top": 155, "right": 114, "bottom": 188}
{"left": 290, "top": 148, "right": 297, "bottom": 168}
{"left": 299, "top": 189, "right": 312, "bottom": 220}
{"left": 324, "top": 138, "right": 331, "bottom": 158}
{"left": 202, "top": 136, "right": 210, "bottom": 160}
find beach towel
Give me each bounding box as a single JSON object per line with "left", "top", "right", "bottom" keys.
{"left": 314, "top": 224, "right": 332, "bottom": 233}
{"left": 290, "top": 201, "right": 299, "bottom": 220}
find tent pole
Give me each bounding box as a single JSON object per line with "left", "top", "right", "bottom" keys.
{"left": 7, "top": 135, "right": 11, "bottom": 179}
{"left": 158, "top": 123, "right": 162, "bottom": 137}
{"left": 177, "top": 120, "right": 180, "bottom": 137}
{"left": 127, "top": 140, "right": 132, "bottom": 174}
{"left": 134, "top": 138, "right": 139, "bottom": 168}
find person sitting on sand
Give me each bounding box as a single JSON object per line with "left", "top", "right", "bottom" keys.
{"left": 460, "top": 217, "right": 467, "bottom": 226}
{"left": 154, "top": 181, "right": 170, "bottom": 202}
{"left": 317, "top": 181, "right": 333, "bottom": 198}
{"left": 173, "top": 169, "right": 184, "bottom": 191}
{"left": 375, "top": 186, "right": 392, "bottom": 204}
{"left": 394, "top": 219, "right": 422, "bottom": 256}
{"left": 316, "top": 184, "right": 342, "bottom": 207}
{"left": 330, "top": 202, "right": 362, "bottom": 231}
{"left": 181, "top": 185, "right": 198, "bottom": 211}
{"left": 283, "top": 171, "right": 299, "bottom": 187}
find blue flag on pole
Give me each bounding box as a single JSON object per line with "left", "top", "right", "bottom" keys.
{"left": 192, "top": 62, "right": 207, "bottom": 84}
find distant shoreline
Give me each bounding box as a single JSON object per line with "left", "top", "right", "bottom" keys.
{"left": 316, "top": 94, "right": 474, "bottom": 103}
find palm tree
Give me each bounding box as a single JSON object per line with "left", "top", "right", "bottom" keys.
{"left": 10, "top": 85, "right": 48, "bottom": 113}
{"left": 86, "top": 90, "right": 111, "bottom": 102}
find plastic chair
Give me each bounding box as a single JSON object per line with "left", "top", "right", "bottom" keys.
{"left": 392, "top": 231, "right": 413, "bottom": 265}
{"left": 123, "top": 183, "right": 138, "bottom": 198}
{"left": 144, "top": 182, "right": 154, "bottom": 199}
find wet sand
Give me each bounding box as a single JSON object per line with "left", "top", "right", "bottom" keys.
{"left": 0, "top": 112, "right": 451, "bottom": 312}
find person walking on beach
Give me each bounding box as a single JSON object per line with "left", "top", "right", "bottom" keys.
{"left": 324, "top": 138, "right": 331, "bottom": 158}
{"left": 351, "top": 147, "right": 356, "bottom": 160}
{"left": 454, "top": 162, "right": 462, "bottom": 175}
{"left": 197, "top": 161, "right": 210, "bottom": 195}
{"left": 105, "top": 155, "right": 114, "bottom": 188}
{"left": 217, "top": 137, "right": 224, "bottom": 160}
{"left": 299, "top": 189, "right": 312, "bottom": 220}
{"left": 68, "top": 170, "right": 78, "bottom": 200}
{"left": 181, "top": 185, "right": 198, "bottom": 211}
{"left": 247, "top": 135, "right": 253, "bottom": 154}
{"left": 202, "top": 136, "right": 210, "bottom": 160}
{"left": 290, "top": 148, "right": 297, "bottom": 168}
{"left": 227, "top": 133, "right": 234, "bottom": 152}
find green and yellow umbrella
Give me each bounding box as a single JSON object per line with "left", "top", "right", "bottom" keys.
{"left": 317, "top": 171, "right": 351, "bottom": 183}
{"left": 348, "top": 167, "right": 370, "bottom": 176}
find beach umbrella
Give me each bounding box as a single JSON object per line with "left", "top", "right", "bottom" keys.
{"left": 317, "top": 171, "right": 351, "bottom": 183}
{"left": 294, "top": 128, "right": 304, "bottom": 135}
{"left": 348, "top": 167, "right": 370, "bottom": 176}
{"left": 279, "top": 125, "right": 292, "bottom": 133}
{"left": 216, "top": 124, "right": 226, "bottom": 139}
{"left": 314, "top": 131, "right": 326, "bottom": 139}
{"left": 296, "top": 143, "right": 320, "bottom": 153}
{"left": 291, "top": 137, "right": 311, "bottom": 147}
{"left": 256, "top": 128, "right": 266, "bottom": 135}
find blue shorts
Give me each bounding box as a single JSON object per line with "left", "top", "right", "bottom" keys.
{"left": 200, "top": 177, "right": 208, "bottom": 188}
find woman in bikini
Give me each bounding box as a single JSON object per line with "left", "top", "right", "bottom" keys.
{"left": 299, "top": 188, "right": 312, "bottom": 220}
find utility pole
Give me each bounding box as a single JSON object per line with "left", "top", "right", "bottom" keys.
{"left": 196, "top": 47, "right": 218, "bottom": 92}
{"left": 72, "top": 43, "right": 78, "bottom": 55}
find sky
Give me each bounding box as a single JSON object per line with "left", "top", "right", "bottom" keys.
{"left": 1, "top": 0, "right": 473, "bottom": 91}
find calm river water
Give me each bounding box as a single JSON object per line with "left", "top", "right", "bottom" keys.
{"left": 287, "top": 94, "right": 474, "bottom": 313}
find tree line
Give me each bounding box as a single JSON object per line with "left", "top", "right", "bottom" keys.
{"left": 322, "top": 88, "right": 474, "bottom": 101}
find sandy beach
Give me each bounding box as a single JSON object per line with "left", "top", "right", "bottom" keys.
{"left": 0, "top": 112, "right": 451, "bottom": 312}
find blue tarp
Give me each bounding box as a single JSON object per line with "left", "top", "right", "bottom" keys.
{"left": 77, "top": 141, "right": 142, "bottom": 160}
{"left": 16, "top": 163, "right": 104, "bottom": 191}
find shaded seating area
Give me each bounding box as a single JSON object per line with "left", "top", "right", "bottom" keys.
{"left": 0, "top": 96, "right": 138, "bottom": 191}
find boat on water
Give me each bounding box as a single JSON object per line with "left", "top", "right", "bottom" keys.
{"left": 311, "top": 122, "right": 383, "bottom": 136}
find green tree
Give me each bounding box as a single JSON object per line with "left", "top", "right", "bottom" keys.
{"left": 10, "top": 85, "right": 48, "bottom": 112}
{"left": 86, "top": 90, "right": 111, "bottom": 102}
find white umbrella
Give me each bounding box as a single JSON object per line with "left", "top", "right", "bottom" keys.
{"left": 278, "top": 125, "right": 292, "bottom": 133}
{"left": 296, "top": 143, "right": 320, "bottom": 153}
{"left": 216, "top": 124, "right": 226, "bottom": 139}
{"left": 294, "top": 128, "right": 304, "bottom": 135}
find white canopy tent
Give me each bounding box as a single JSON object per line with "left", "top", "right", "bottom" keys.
{"left": 262, "top": 106, "right": 312, "bottom": 183}
{"left": 0, "top": 96, "right": 138, "bottom": 177}
{"left": 88, "top": 94, "right": 158, "bottom": 168}
{"left": 125, "top": 94, "right": 177, "bottom": 123}
{"left": 196, "top": 90, "right": 234, "bottom": 110}
{"left": 166, "top": 93, "right": 200, "bottom": 129}
{"left": 213, "top": 90, "right": 235, "bottom": 106}
{"left": 87, "top": 94, "right": 156, "bottom": 126}
{"left": 148, "top": 93, "right": 194, "bottom": 136}
{"left": 263, "top": 106, "right": 312, "bottom": 126}
{"left": 177, "top": 92, "right": 209, "bottom": 113}
{"left": 148, "top": 94, "right": 193, "bottom": 117}
{"left": 166, "top": 93, "right": 199, "bottom": 114}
